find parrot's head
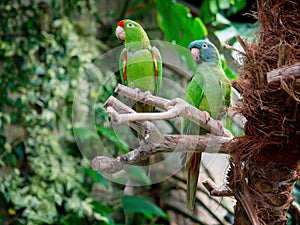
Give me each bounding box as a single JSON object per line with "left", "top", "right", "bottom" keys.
{"left": 115, "top": 19, "right": 149, "bottom": 45}
{"left": 188, "top": 40, "right": 220, "bottom": 64}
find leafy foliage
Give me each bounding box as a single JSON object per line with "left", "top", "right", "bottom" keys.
{"left": 0, "top": 1, "right": 112, "bottom": 224}
{"left": 155, "top": 0, "right": 207, "bottom": 47}
{"left": 199, "top": 0, "right": 247, "bottom": 24}
{"left": 122, "top": 195, "right": 168, "bottom": 220}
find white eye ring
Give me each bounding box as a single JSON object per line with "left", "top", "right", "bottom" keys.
{"left": 202, "top": 44, "right": 208, "bottom": 49}
{"left": 127, "top": 23, "right": 134, "bottom": 28}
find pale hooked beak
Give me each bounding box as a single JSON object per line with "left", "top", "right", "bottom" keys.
{"left": 190, "top": 48, "right": 200, "bottom": 60}
{"left": 115, "top": 26, "right": 126, "bottom": 40}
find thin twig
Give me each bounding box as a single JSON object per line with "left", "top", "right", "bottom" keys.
{"left": 202, "top": 178, "right": 233, "bottom": 197}
{"left": 163, "top": 62, "right": 192, "bottom": 80}
{"left": 173, "top": 174, "right": 233, "bottom": 213}
{"left": 224, "top": 43, "right": 246, "bottom": 56}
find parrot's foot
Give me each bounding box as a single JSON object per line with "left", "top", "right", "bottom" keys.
{"left": 217, "top": 120, "right": 226, "bottom": 135}
{"left": 203, "top": 111, "right": 211, "bottom": 124}
{"left": 134, "top": 88, "right": 141, "bottom": 100}
{"left": 143, "top": 91, "right": 152, "bottom": 107}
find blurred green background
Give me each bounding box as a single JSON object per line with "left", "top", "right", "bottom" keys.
{"left": 0, "top": 0, "right": 298, "bottom": 224}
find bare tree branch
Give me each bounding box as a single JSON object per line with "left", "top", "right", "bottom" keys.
{"left": 92, "top": 89, "right": 232, "bottom": 173}
{"left": 92, "top": 132, "right": 233, "bottom": 174}
{"left": 163, "top": 62, "right": 192, "bottom": 81}
{"left": 92, "top": 88, "right": 234, "bottom": 174}
{"left": 267, "top": 62, "right": 300, "bottom": 83}
{"left": 202, "top": 178, "right": 233, "bottom": 197}
{"left": 103, "top": 95, "right": 163, "bottom": 142}
{"left": 111, "top": 84, "right": 226, "bottom": 136}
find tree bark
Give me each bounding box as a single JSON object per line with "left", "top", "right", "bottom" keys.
{"left": 229, "top": 0, "right": 300, "bottom": 224}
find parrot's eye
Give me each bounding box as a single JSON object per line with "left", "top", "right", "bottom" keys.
{"left": 202, "top": 44, "right": 208, "bottom": 49}
{"left": 127, "top": 23, "right": 134, "bottom": 28}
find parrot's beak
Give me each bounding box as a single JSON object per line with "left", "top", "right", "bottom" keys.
{"left": 115, "top": 26, "right": 126, "bottom": 40}
{"left": 190, "top": 48, "right": 200, "bottom": 60}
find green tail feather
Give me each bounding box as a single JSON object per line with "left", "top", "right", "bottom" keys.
{"left": 186, "top": 127, "right": 207, "bottom": 209}
{"left": 186, "top": 152, "right": 202, "bottom": 209}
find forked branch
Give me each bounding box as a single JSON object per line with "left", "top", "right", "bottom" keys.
{"left": 112, "top": 84, "right": 226, "bottom": 136}
{"left": 92, "top": 84, "right": 234, "bottom": 174}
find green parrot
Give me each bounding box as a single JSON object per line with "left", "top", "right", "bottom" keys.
{"left": 185, "top": 40, "right": 232, "bottom": 209}
{"left": 115, "top": 19, "right": 163, "bottom": 114}
{"left": 115, "top": 19, "right": 163, "bottom": 173}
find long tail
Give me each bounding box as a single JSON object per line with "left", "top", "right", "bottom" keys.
{"left": 186, "top": 152, "right": 202, "bottom": 209}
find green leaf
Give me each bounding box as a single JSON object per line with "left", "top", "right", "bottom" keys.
{"left": 229, "top": 0, "right": 247, "bottom": 15}
{"left": 73, "top": 127, "right": 99, "bottom": 140}
{"left": 128, "top": 166, "right": 151, "bottom": 185}
{"left": 85, "top": 167, "right": 109, "bottom": 188}
{"left": 122, "top": 195, "right": 168, "bottom": 220}
{"left": 219, "top": 0, "right": 231, "bottom": 10}
{"left": 156, "top": 0, "right": 207, "bottom": 47}
{"left": 200, "top": 0, "right": 247, "bottom": 24}
{"left": 199, "top": 0, "right": 216, "bottom": 24}
{"left": 92, "top": 201, "right": 113, "bottom": 214}
{"left": 96, "top": 125, "right": 129, "bottom": 153}
{"left": 222, "top": 60, "right": 239, "bottom": 79}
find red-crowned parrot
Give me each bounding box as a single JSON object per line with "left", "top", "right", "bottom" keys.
{"left": 185, "top": 40, "right": 232, "bottom": 209}
{"left": 115, "top": 19, "right": 162, "bottom": 114}
{"left": 115, "top": 19, "right": 163, "bottom": 172}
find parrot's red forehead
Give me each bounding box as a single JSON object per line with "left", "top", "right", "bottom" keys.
{"left": 117, "top": 20, "right": 126, "bottom": 27}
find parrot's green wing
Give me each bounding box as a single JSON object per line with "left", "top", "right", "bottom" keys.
{"left": 185, "top": 72, "right": 204, "bottom": 109}
{"left": 183, "top": 70, "right": 205, "bottom": 137}
{"left": 151, "top": 46, "right": 163, "bottom": 96}
{"left": 119, "top": 48, "right": 127, "bottom": 85}
{"left": 119, "top": 46, "right": 162, "bottom": 96}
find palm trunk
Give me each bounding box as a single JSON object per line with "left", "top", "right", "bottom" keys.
{"left": 229, "top": 0, "right": 300, "bottom": 224}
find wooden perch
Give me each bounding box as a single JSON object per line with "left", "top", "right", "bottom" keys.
{"left": 267, "top": 62, "right": 300, "bottom": 83}
{"left": 104, "top": 95, "right": 162, "bottom": 142}
{"left": 91, "top": 86, "right": 234, "bottom": 174}
{"left": 92, "top": 133, "right": 232, "bottom": 173}
{"left": 202, "top": 178, "right": 233, "bottom": 197}
{"left": 111, "top": 84, "right": 226, "bottom": 136}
